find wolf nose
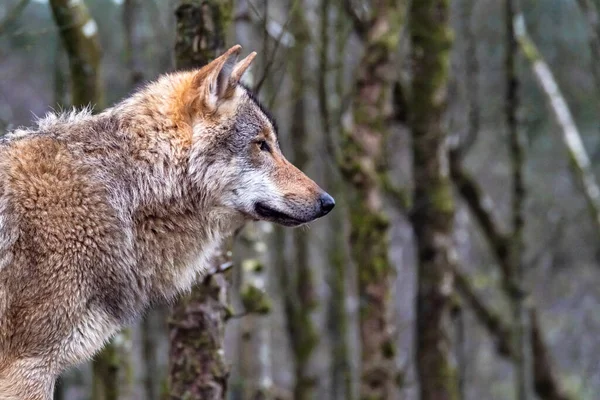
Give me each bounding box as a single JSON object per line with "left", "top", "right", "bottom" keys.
{"left": 318, "top": 192, "right": 335, "bottom": 216}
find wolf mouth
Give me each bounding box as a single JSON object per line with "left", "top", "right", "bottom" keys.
{"left": 254, "top": 202, "right": 305, "bottom": 226}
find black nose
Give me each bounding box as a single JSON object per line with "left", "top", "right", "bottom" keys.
{"left": 318, "top": 192, "right": 335, "bottom": 216}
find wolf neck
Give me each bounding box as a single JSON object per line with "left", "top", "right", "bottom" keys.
{"left": 106, "top": 81, "right": 240, "bottom": 289}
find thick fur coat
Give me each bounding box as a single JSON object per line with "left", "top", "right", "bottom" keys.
{"left": 0, "top": 46, "right": 334, "bottom": 399}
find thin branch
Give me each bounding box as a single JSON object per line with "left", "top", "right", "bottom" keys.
{"left": 454, "top": 268, "right": 573, "bottom": 400}
{"left": 515, "top": 13, "right": 600, "bottom": 245}
{"left": 507, "top": 0, "right": 534, "bottom": 398}
{"left": 449, "top": 152, "right": 511, "bottom": 277}
{"left": 248, "top": 0, "right": 296, "bottom": 93}
{"left": 450, "top": 152, "right": 571, "bottom": 400}
{"left": 0, "top": 0, "right": 30, "bottom": 36}
{"left": 453, "top": 268, "right": 514, "bottom": 357}
{"left": 524, "top": 215, "right": 565, "bottom": 268}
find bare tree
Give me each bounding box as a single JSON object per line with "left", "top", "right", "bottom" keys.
{"left": 506, "top": 0, "right": 534, "bottom": 398}
{"left": 409, "top": 0, "right": 460, "bottom": 398}
{"left": 166, "top": 1, "right": 234, "bottom": 399}
{"left": 319, "top": 2, "right": 353, "bottom": 399}
{"left": 49, "top": 0, "right": 102, "bottom": 108}
{"left": 452, "top": 266, "right": 572, "bottom": 400}
{"left": 237, "top": 223, "right": 275, "bottom": 399}
{"left": 449, "top": 157, "right": 573, "bottom": 400}
{"left": 340, "top": 1, "right": 405, "bottom": 398}
{"left": 278, "top": 2, "right": 321, "bottom": 399}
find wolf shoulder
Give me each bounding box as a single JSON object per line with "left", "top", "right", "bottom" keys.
{"left": 0, "top": 112, "right": 132, "bottom": 266}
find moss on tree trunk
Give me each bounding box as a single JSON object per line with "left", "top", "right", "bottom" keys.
{"left": 91, "top": 336, "right": 121, "bottom": 400}
{"left": 49, "top": 0, "right": 102, "bottom": 108}
{"left": 167, "top": 1, "right": 233, "bottom": 399}
{"left": 167, "top": 266, "right": 230, "bottom": 399}
{"left": 339, "top": 2, "right": 404, "bottom": 399}
{"left": 409, "top": 0, "right": 459, "bottom": 399}
{"left": 279, "top": 3, "right": 320, "bottom": 399}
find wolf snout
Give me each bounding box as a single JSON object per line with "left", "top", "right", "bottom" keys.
{"left": 317, "top": 192, "right": 335, "bottom": 217}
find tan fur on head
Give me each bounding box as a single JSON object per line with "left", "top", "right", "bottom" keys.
{"left": 0, "top": 45, "right": 333, "bottom": 399}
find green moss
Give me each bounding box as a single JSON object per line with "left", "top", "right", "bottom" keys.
{"left": 381, "top": 340, "right": 396, "bottom": 359}
{"left": 223, "top": 304, "right": 234, "bottom": 321}
{"left": 240, "top": 285, "right": 271, "bottom": 315}
{"left": 242, "top": 258, "right": 263, "bottom": 273}
{"left": 431, "top": 178, "right": 455, "bottom": 213}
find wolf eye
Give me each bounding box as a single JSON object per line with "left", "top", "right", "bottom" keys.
{"left": 258, "top": 140, "right": 270, "bottom": 152}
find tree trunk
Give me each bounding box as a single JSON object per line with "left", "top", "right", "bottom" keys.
{"left": 53, "top": 40, "right": 69, "bottom": 107}
{"left": 238, "top": 222, "right": 274, "bottom": 400}
{"left": 168, "top": 261, "right": 230, "bottom": 399}
{"left": 279, "top": 3, "right": 320, "bottom": 400}
{"left": 91, "top": 340, "right": 120, "bottom": 400}
{"left": 320, "top": 3, "right": 353, "bottom": 399}
{"left": 506, "top": 1, "right": 534, "bottom": 398}
{"left": 409, "top": 0, "right": 459, "bottom": 399}
{"left": 167, "top": 1, "right": 233, "bottom": 399}
{"left": 340, "top": 2, "right": 404, "bottom": 399}
{"left": 123, "top": 0, "right": 144, "bottom": 87}
{"left": 49, "top": 0, "right": 102, "bottom": 108}
{"left": 141, "top": 311, "right": 161, "bottom": 400}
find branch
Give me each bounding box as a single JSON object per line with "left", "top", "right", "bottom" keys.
{"left": 449, "top": 151, "right": 511, "bottom": 277}
{"left": 515, "top": 13, "right": 600, "bottom": 245}
{"left": 454, "top": 268, "right": 573, "bottom": 400}
{"left": 530, "top": 310, "right": 572, "bottom": 400}
{"left": 0, "top": 0, "right": 30, "bottom": 36}
{"left": 453, "top": 268, "right": 514, "bottom": 357}
{"left": 450, "top": 153, "right": 572, "bottom": 400}
{"left": 524, "top": 214, "right": 565, "bottom": 268}
{"left": 248, "top": 0, "right": 296, "bottom": 93}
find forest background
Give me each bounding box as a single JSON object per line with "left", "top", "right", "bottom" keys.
{"left": 1, "top": 0, "right": 600, "bottom": 399}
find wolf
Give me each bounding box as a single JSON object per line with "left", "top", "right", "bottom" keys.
{"left": 0, "top": 45, "right": 334, "bottom": 399}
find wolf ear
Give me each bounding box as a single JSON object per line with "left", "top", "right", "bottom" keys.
{"left": 230, "top": 51, "right": 257, "bottom": 84}
{"left": 198, "top": 45, "right": 257, "bottom": 109}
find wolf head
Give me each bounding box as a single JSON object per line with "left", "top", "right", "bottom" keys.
{"left": 176, "top": 45, "right": 334, "bottom": 227}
